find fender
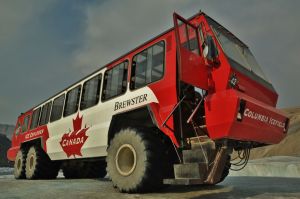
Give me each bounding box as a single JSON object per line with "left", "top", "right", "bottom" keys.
{"left": 107, "top": 104, "right": 179, "bottom": 148}
{"left": 107, "top": 106, "right": 157, "bottom": 145}
{"left": 7, "top": 125, "right": 49, "bottom": 161}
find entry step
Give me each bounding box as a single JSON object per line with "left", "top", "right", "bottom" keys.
{"left": 190, "top": 139, "right": 215, "bottom": 150}
{"left": 174, "top": 163, "right": 208, "bottom": 179}
{"left": 183, "top": 148, "right": 209, "bottom": 163}
{"left": 163, "top": 178, "right": 204, "bottom": 185}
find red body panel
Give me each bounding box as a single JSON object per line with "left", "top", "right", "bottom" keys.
{"left": 147, "top": 33, "right": 178, "bottom": 146}
{"left": 180, "top": 13, "right": 287, "bottom": 145}
{"left": 205, "top": 89, "right": 286, "bottom": 144}
{"left": 179, "top": 48, "right": 209, "bottom": 89}
{"left": 7, "top": 125, "right": 50, "bottom": 161}
{"left": 7, "top": 107, "right": 50, "bottom": 161}
{"left": 232, "top": 68, "right": 278, "bottom": 106}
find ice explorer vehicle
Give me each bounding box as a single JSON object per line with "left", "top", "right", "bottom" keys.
{"left": 8, "top": 11, "right": 288, "bottom": 192}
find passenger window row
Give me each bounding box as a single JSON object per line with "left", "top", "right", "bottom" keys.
{"left": 29, "top": 41, "right": 165, "bottom": 129}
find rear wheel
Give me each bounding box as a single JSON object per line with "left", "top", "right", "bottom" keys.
{"left": 25, "top": 145, "right": 60, "bottom": 179}
{"left": 14, "top": 148, "right": 27, "bottom": 179}
{"left": 106, "top": 128, "right": 170, "bottom": 193}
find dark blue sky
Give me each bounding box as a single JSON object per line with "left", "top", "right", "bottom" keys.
{"left": 1, "top": 0, "right": 300, "bottom": 124}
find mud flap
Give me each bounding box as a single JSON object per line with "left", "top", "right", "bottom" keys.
{"left": 205, "top": 146, "right": 228, "bottom": 184}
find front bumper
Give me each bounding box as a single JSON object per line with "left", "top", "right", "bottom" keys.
{"left": 204, "top": 89, "right": 288, "bottom": 145}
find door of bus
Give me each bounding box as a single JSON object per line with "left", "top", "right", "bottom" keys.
{"left": 173, "top": 13, "right": 209, "bottom": 90}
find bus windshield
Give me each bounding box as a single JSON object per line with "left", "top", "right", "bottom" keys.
{"left": 210, "top": 24, "right": 269, "bottom": 82}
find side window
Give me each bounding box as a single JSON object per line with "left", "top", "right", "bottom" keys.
{"left": 30, "top": 108, "right": 41, "bottom": 129}
{"left": 64, "top": 85, "right": 81, "bottom": 117}
{"left": 22, "top": 115, "right": 30, "bottom": 133}
{"left": 130, "top": 41, "right": 165, "bottom": 90}
{"left": 15, "top": 122, "right": 21, "bottom": 135}
{"left": 102, "top": 61, "right": 128, "bottom": 101}
{"left": 39, "top": 101, "right": 52, "bottom": 126}
{"left": 80, "top": 74, "right": 102, "bottom": 110}
{"left": 50, "top": 94, "right": 65, "bottom": 122}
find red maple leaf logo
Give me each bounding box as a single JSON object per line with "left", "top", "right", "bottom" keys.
{"left": 59, "top": 113, "right": 89, "bottom": 158}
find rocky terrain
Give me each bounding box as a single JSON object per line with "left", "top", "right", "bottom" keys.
{"left": 0, "top": 124, "right": 15, "bottom": 140}
{"left": 250, "top": 107, "right": 300, "bottom": 159}
{"left": 0, "top": 134, "right": 12, "bottom": 167}
{"left": 0, "top": 124, "right": 14, "bottom": 167}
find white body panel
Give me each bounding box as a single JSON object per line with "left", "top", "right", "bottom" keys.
{"left": 46, "top": 84, "right": 158, "bottom": 160}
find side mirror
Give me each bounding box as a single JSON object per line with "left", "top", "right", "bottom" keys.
{"left": 203, "top": 35, "right": 220, "bottom": 66}
{"left": 203, "top": 45, "right": 209, "bottom": 58}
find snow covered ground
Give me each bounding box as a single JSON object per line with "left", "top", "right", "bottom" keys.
{"left": 2, "top": 156, "right": 300, "bottom": 179}
{"left": 0, "top": 168, "right": 65, "bottom": 179}
{"left": 0, "top": 167, "right": 13, "bottom": 179}
{"left": 230, "top": 156, "right": 300, "bottom": 177}
{"left": 1, "top": 160, "right": 300, "bottom": 199}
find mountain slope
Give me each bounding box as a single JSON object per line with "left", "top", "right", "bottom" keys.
{"left": 250, "top": 107, "right": 300, "bottom": 159}
{"left": 0, "top": 124, "right": 15, "bottom": 140}
{"left": 0, "top": 134, "right": 12, "bottom": 167}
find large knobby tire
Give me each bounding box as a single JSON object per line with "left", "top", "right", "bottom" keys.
{"left": 106, "top": 128, "right": 168, "bottom": 193}
{"left": 63, "top": 161, "right": 107, "bottom": 179}
{"left": 14, "top": 148, "right": 27, "bottom": 179}
{"left": 25, "top": 145, "right": 60, "bottom": 179}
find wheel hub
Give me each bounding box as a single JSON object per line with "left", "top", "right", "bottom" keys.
{"left": 115, "top": 144, "right": 137, "bottom": 176}
{"left": 17, "top": 159, "right": 21, "bottom": 170}
{"left": 29, "top": 155, "right": 34, "bottom": 170}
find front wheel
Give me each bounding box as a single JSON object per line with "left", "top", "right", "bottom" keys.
{"left": 106, "top": 128, "right": 168, "bottom": 193}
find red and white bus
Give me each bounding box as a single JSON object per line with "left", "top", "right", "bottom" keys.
{"left": 7, "top": 12, "right": 288, "bottom": 192}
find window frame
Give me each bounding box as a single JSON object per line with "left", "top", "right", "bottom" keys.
{"left": 39, "top": 101, "right": 52, "bottom": 126}
{"left": 101, "top": 60, "right": 129, "bottom": 102}
{"left": 80, "top": 73, "right": 102, "bottom": 111}
{"left": 30, "top": 107, "right": 41, "bottom": 130}
{"left": 21, "top": 115, "right": 31, "bottom": 133}
{"left": 129, "top": 40, "right": 166, "bottom": 91}
{"left": 15, "top": 122, "right": 22, "bottom": 136}
{"left": 209, "top": 22, "right": 269, "bottom": 83}
{"left": 50, "top": 93, "right": 66, "bottom": 123}
{"left": 63, "top": 85, "right": 82, "bottom": 117}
